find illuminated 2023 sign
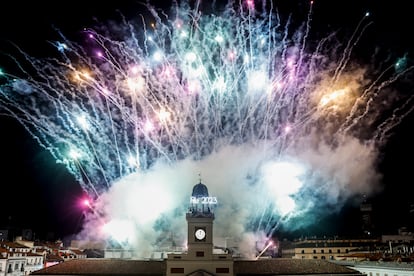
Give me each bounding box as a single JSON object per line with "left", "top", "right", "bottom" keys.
{"left": 190, "top": 196, "right": 218, "bottom": 204}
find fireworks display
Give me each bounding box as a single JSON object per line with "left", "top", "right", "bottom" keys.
{"left": 1, "top": 0, "right": 413, "bottom": 258}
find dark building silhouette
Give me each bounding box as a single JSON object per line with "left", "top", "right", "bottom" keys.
{"left": 0, "top": 229, "right": 8, "bottom": 241}
{"left": 360, "top": 196, "right": 374, "bottom": 236}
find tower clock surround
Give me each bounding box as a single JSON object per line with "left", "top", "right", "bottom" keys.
{"left": 166, "top": 180, "right": 233, "bottom": 276}
{"left": 195, "top": 228, "right": 206, "bottom": 240}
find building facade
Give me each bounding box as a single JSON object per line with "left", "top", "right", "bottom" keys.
{"left": 0, "top": 241, "right": 44, "bottom": 276}
{"left": 31, "top": 181, "right": 365, "bottom": 276}
{"left": 289, "top": 238, "right": 380, "bottom": 260}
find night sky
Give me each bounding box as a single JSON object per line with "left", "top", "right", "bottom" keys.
{"left": 0, "top": 0, "right": 413, "bottom": 242}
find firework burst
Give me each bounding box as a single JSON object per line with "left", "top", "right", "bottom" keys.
{"left": 1, "top": 0, "right": 413, "bottom": 257}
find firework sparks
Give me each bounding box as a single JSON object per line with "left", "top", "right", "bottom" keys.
{"left": 1, "top": 0, "right": 413, "bottom": 258}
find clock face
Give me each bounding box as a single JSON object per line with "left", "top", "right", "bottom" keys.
{"left": 195, "top": 228, "right": 206, "bottom": 240}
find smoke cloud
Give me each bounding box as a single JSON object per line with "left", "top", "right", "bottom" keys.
{"left": 77, "top": 134, "right": 381, "bottom": 258}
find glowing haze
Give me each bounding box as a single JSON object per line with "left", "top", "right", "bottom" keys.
{"left": 1, "top": 0, "right": 413, "bottom": 258}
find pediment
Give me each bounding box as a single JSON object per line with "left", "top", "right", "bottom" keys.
{"left": 186, "top": 269, "right": 216, "bottom": 276}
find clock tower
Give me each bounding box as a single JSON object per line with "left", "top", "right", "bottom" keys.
{"left": 186, "top": 181, "right": 215, "bottom": 259}
{"left": 166, "top": 180, "right": 233, "bottom": 276}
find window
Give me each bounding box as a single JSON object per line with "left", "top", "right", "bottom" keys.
{"left": 171, "top": 267, "right": 184, "bottom": 273}
{"left": 321, "top": 249, "right": 324, "bottom": 253}
{"left": 196, "top": 251, "right": 204, "bottom": 257}
{"left": 216, "top": 268, "right": 229, "bottom": 273}
{"left": 337, "top": 249, "right": 340, "bottom": 253}
{"left": 328, "top": 249, "right": 332, "bottom": 253}
{"left": 301, "top": 250, "right": 305, "bottom": 254}
{"left": 313, "top": 249, "right": 316, "bottom": 253}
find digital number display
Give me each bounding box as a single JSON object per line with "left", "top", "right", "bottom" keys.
{"left": 190, "top": 196, "right": 218, "bottom": 204}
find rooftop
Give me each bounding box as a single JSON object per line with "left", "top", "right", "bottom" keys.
{"left": 31, "top": 258, "right": 363, "bottom": 275}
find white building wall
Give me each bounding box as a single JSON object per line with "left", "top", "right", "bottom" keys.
{"left": 0, "top": 259, "right": 7, "bottom": 276}
{"left": 24, "top": 255, "right": 44, "bottom": 275}
{"left": 4, "top": 257, "right": 26, "bottom": 276}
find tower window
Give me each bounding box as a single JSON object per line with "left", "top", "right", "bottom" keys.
{"left": 196, "top": 251, "right": 204, "bottom": 257}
